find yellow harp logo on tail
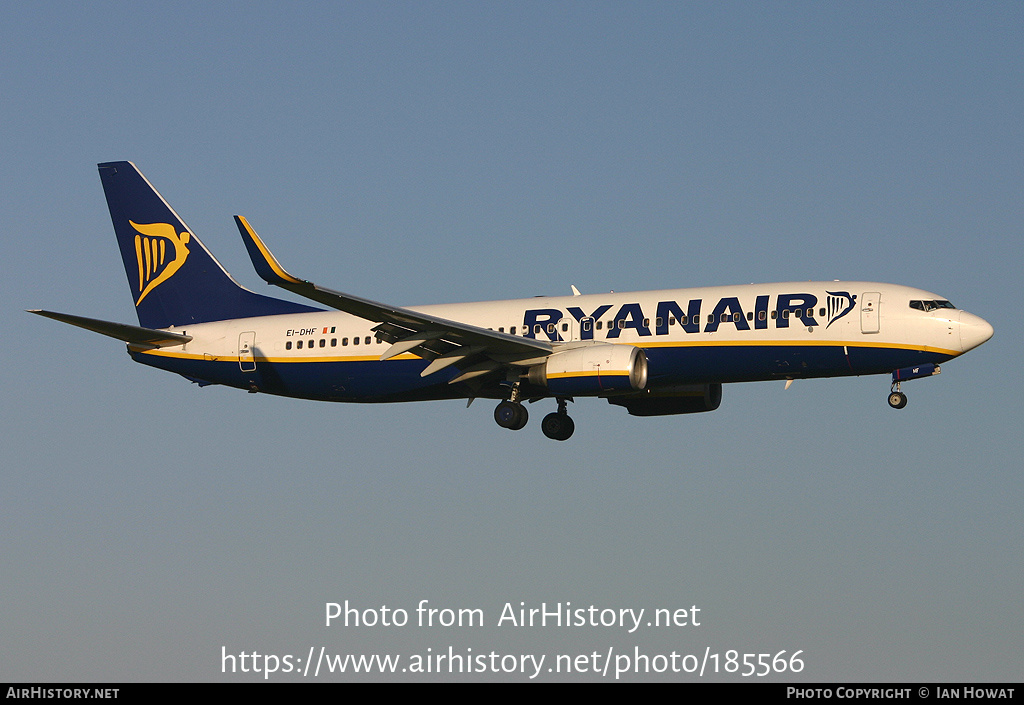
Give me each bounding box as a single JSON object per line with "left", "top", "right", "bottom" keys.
{"left": 130, "top": 221, "right": 191, "bottom": 306}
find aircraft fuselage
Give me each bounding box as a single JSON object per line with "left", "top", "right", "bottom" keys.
{"left": 130, "top": 281, "right": 988, "bottom": 403}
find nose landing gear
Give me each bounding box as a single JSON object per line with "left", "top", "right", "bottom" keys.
{"left": 888, "top": 386, "right": 908, "bottom": 409}
{"left": 887, "top": 363, "right": 941, "bottom": 409}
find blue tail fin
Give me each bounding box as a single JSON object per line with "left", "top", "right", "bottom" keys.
{"left": 98, "top": 161, "right": 320, "bottom": 329}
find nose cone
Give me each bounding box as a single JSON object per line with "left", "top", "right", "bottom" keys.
{"left": 959, "top": 311, "right": 994, "bottom": 352}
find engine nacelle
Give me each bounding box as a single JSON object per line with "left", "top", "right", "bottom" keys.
{"left": 607, "top": 383, "right": 722, "bottom": 416}
{"left": 527, "top": 344, "right": 648, "bottom": 396}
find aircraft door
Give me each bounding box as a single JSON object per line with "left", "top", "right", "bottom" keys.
{"left": 861, "top": 292, "right": 880, "bottom": 334}
{"left": 239, "top": 331, "right": 257, "bottom": 371}
{"left": 578, "top": 317, "right": 594, "bottom": 341}
{"left": 561, "top": 315, "right": 578, "bottom": 342}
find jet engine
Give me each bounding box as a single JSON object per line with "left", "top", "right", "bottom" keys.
{"left": 527, "top": 344, "right": 648, "bottom": 396}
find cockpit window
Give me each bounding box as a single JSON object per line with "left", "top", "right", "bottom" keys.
{"left": 910, "top": 299, "right": 956, "bottom": 311}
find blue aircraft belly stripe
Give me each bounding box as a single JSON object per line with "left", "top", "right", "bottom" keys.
{"left": 642, "top": 344, "right": 952, "bottom": 384}
{"left": 131, "top": 340, "right": 958, "bottom": 402}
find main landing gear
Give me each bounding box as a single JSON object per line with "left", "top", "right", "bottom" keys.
{"left": 494, "top": 400, "right": 529, "bottom": 430}
{"left": 493, "top": 387, "right": 574, "bottom": 440}
{"left": 494, "top": 381, "right": 528, "bottom": 430}
{"left": 541, "top": 398, "right": 575, "bottom": 441}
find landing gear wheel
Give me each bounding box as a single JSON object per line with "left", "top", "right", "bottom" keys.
{"left": 541, "top": 412, "right": 575, "bottom": 441}
{"left": 510, "top": 404, "right": 528, "bottom": 430}
{"left": 494, "top": 401, "right": 528, "bottom": 430}
{"left": 888, "top": 391, "right": 908, "bottom": 409}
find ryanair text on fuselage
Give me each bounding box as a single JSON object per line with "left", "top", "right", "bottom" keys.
{"left": 521, "top": 290, "right": 857, "bottom": 341}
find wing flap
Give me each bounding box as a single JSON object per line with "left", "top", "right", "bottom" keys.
{"left": 380, "top": 331, "right": 448, "bottom": 361}
{"left": 421, "top": 346, "right": 486, "bottom": 377}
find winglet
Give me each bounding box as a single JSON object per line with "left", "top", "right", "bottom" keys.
{"left": 234, "top": 215, "right": 306, "bottom": 286}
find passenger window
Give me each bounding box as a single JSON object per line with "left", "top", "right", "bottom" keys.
{"left": 331, "top": 339, "right": 337, "bottom": 347}
{"left": 561, "top": 323, "right": 568, "bottom": 332}
{"left": 308, "top": 339, "right": 314, "bottom": 348}
{"left": 510, "top": 327, "right": 516, "bottom": 335}
{"left": 819, "top": 308, "right": 826, "bottom": 317}
{"left": 365, "top": 337, "right": 371, "bottom": 345}
{"left": 297, "top": 340, "right": 303, "bottom": 349}
{"left": 286, "top": 341, "right": 292, "bottom": 350}
{"left": 747, "top": 312, "right": 753, "bottom": 320}
{"left": 342, "top": 338, "right": 348, "bottom": 346}
{"left": 320, "top": 339, "right": 326, "bottom": 348}
{"left": 707, "top": 314, "right": 714, "bottom": 323}
{"left": 596, "top": 321, "right": 602, "bottom": 330}
{"left": 733, "top": 313, "right": 740, "bottom": 322}
{"left": 353, "top": 336, "right": 359, "bottom": 345}
{"left": 547, "top": 323, "right": 555, "bottom": 334}
{"left": 759, "top": 311, "right": 766, "bottom": 321}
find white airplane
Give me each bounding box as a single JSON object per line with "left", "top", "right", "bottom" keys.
{"left": 31, "top": 161, "right": 994, "bottom": 440}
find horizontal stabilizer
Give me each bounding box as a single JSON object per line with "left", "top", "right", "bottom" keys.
{"left": 28, "top": 310, "right": 192, "bottom": 348}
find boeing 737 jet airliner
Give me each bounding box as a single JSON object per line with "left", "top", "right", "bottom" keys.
{"left": 31, "top": 162, "right": 994, "bottom": 440}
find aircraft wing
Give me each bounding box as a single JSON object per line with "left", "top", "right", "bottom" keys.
{"left": 235, "top": 216, "right": 553, "bottom": 383}
{"left": 28, "top": 310, "right": 193, "bottom": 348}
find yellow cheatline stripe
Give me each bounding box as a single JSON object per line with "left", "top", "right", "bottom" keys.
{"left": 548, "top": 370, "right": 630, "bottom": 380}
{"left": 134, "top": 348, "right": 420, "bottom": 364}
{"left": 638, "top": 338, "right": 960, "bottom": 357}
{"left": 135, "top": 339, "right": 959, "bottom": 362}
{"left": 236, "top": 216, "right": 304, "bottom": 284}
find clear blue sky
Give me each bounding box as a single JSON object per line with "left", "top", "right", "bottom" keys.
{"left": 2, "top": 2, "right": 1021, "bottom": 681}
